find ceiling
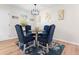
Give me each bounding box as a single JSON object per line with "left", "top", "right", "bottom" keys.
{"left": 11, "top": 4, "right": 62, "bottom": 11}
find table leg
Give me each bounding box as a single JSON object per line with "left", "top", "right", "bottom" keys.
{"left": 35, "top": 33, "right": 38, "bottom": 47}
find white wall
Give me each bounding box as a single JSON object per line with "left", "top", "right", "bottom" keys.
{"left": 39, "top": 4, "right": 79, "bottom": 43}
{"left": 0, "top": 5, "right": 28, "bottom": 41}
{"left": 54, "top": 5, "right": 79, "bottom": 43}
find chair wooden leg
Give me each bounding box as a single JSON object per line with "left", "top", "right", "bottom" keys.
{"left": 46, "top": 44, "right": 49, "bottom": 53}
{"left": 37, "top": 41, "right": 39, "bottom": 47}
{"left": 34, "top": 40, "right": 36, "bottom": 47}
{"left": 18, "top": 42, "right": 20, "bottom": 48}
{"left": 23, "top": 44, "right": 26, "bottom": 54}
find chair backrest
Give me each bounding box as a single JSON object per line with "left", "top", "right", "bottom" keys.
{"left": 15, "top": 24, "right": 25, "bottom": 43}
{"left": 25, "top": 25, "right": 31, "bottom": 33}
{"left": 44, "top": 25, "right": 50, "bottom": 33}
{"left": 48, "top": 24, "right": 55, "bottom": 43}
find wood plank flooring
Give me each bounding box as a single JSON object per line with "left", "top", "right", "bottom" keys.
{"left": 0, "top": 39, "right": 79, "bottom": 55}
{"left": 0, "top": 39, "right": 23, "bottom": 55}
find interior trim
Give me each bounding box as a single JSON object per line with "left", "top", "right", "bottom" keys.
{"left": 55, "top": 38, "right": 79, "bottom": 46}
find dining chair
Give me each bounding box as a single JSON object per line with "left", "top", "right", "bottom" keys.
{"left": 25, "top": 25, "right": 36, "bottom": 36}
{"left": 15, "top": 24, "right": 35, "bottom": 54}
{"left": 38, "top": 24, "right": 55, "bottom": 53}
{"left": 38, "top": 25, "right": 50, "bottom": 38}
{"left": 44, "top": 25, "right": 50, "bottom": 32}
{"left": 25, "top": 25, "right": 31, "bottom": 33}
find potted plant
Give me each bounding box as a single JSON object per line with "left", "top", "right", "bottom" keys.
{"left": 19, "top": 17, "right": 27, "bottom": 27}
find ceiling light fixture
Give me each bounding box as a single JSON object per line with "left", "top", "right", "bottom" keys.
{"left": 31, "top": 4, "right": 39, "bottom": 16}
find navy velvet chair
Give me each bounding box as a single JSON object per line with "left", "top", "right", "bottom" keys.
{"left": 15, "top": 24, "right": 35, "bottom": 54}
{"left": 38, "top": 24, "right": 55, "bottom": 53}
{"left": 25, "top": 25, "right": 35, "bottom": 37}
{"left": 44, "top": 25, "right": 50, "bottom": 32}
{"left": 38, "top": 25, "right": 50, "bottom": 38}
{"left": 25, "top": 25, "right": 31, "bottom": 33}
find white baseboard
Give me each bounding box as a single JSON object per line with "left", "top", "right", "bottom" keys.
{"left": 54, "top": 38, "right": 79, "bottom": 46}
{"left": 0, "top": 36, "right": 18, "bottom": 41}
{"left": 9, "top": 36, "right": 17, "bottom": 39}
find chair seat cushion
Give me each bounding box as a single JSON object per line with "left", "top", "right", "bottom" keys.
{"left": 38, "top": 37, "right": 48, "bottom": 43}
{"left": 26, "top": 33, "right": 36, "bottom": 37}
{"left": 38, "top": 31, "right": 48, "bottom": 39}
{"left": 38, "top": 31, "right": 48, "bottom": 35}
{"left": 23, "top": 36, "right": 35, "bottom": 43}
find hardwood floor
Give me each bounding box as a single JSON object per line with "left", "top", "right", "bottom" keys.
{"left": 0, "top": 39, "right": 23, "bottom": 55}
{"left": 0, "top": 39, "right": 79, "bottom": 55}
